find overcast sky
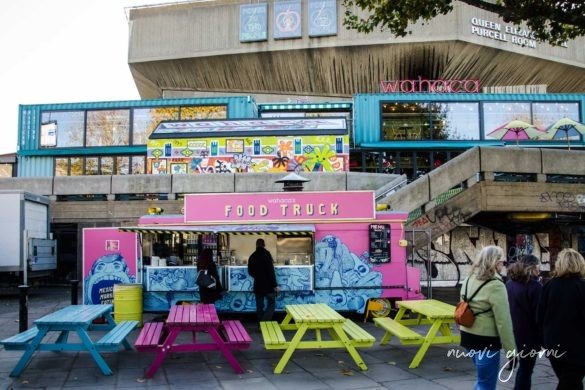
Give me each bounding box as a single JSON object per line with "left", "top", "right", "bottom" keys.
{"left": 0, "top": 0, "right": 177, "bottom": 155}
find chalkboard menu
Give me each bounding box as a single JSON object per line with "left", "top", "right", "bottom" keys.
{"left": 369, "top": 224, "right": 391, "bottom": 263}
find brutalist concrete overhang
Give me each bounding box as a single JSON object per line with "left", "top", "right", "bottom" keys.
{"left": 127, "top": 1, "right": 585, "bottom": 98}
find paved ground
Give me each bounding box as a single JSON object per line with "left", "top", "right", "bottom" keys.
{"left": 0, "top": 287, "right": 563, "bottom": 389}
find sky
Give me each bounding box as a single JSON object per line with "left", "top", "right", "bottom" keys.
{"left": 0, "top": 0, "right": 177, "bottom": 155}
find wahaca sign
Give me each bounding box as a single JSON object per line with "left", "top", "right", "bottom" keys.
{"left": 380, "top": 77, "right": 480, "bottom": 93}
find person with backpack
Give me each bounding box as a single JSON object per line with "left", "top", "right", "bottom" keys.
{"left": 506, "top": 254, "right": 543, "bottom": 390}
{"left": 459, "top": 245, "right": 517, "bottom": 390}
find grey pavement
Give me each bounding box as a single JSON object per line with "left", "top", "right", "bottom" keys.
{"left": 0, "top": 287, "right": 561, "bottom": 389}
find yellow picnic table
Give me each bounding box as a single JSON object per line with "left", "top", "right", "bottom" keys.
{"left": 374, "top": 299, "right": 460, "bottom": 368}
{"left": 260, "top": 303, "right": 375, "bottom": 374}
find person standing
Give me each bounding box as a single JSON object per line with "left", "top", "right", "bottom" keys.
{"left": 459, "top": 245, "right": 517, "bottom": 390}
{"left": 197, "top": 248, "right": 223, "bottom": 304}
{"left": 506, "top": 254, "right": 543, "bottom": 390}
{"left": 537, "top": 248, "right": 585, "bottom": 390}
{"left": 248, "top": 238, "right": 279, "bottom": 321}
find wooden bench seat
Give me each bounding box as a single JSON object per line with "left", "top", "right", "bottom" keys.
{"left": 220, "top": 320, "right": 251, "bottom": 348}
{"left": 96, "top": 320, "right": 138, "bottom": 351}
{"left": 260, "top": 321, "right": 287, "bottom": 349}
{"left": 135, "top": 322, "right": 165, "bottom": 352}
{"left": 374, "top": 317, "right": 423, "bottom": 345}
{"left": 0, "top": 327, "right": 39, "bottom": 351}
{"left": 342, "top": 319, "right": 375, "bottom": 347}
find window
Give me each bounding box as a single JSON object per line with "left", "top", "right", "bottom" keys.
{"left": 70, "top": 158, "right": 83, "bottom": 176}
{"left": 85, "top": 157, "right": 99, "bottom": 175}
{"left": 0, "top": 164, "right": 12, "bottom": 177}
{"left": 55, "top": 158, "right": 69, "bottom": 176}
{"left": 381, "top": 102, "right": 480, "bottom": 141}
{"left": 54, "top": 155, "right": 144, "bottom": 176}
{"left": 40, "top": 111, "right": 84, "bottom": 148}
{"left": 180, "top": 105, "right": 227, "bottom": 120}
{"left": 532, "top": 102, "right": 580, "bottom": 129}
{"left": 483, "top": 102, "right": 531, "bottom": 139}
{"left": 116, "top": 156, "right": 130, "bottom": 175}
{"left": 133, "top": 107, "right": 179, "bottom": 145}
{"left": 86, "top": 110, "right": 130, "bottom": 146}
{"left": 432, "top": 103, "right": 480, "bottom": 140}
{"left": 382, "top": 103, "right": 429, "bottom": 140}
{"left": 131, "top": 156, "right": 146, "bottom": 174}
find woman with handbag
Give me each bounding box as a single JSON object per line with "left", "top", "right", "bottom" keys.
{"left": 197, "top": 248, "right": 224, "bottom": 304}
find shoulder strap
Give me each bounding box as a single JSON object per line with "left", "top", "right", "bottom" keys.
{"left": 466, "top": 279, "right": 494, "bottom": 303}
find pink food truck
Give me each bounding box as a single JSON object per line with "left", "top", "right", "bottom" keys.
{"left": 82, "top": 190, "right": 423, "bottom": 313}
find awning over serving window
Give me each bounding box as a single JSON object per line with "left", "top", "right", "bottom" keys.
{"left": 213, "top": 224, "right": 314, "bottom": 235}
{"left": 119, "top": 224, "right": 315, "bottom": 236}
{"left": 119, "top": 226, "right": 216, "bottom": 236}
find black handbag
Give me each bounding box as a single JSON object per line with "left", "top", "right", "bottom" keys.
{"left": 196, "top": 270, "right": 216, "bottom": 289}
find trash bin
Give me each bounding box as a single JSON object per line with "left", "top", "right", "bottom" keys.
{"left": 113, "top": 283, "right": 143, "bottom": 327}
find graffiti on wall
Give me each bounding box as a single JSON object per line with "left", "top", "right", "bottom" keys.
{"left": 540, "top": 192, "right": 585, "bottom": 211}
{"left": 410, "top": 226, "right": 551, "bottom": 286}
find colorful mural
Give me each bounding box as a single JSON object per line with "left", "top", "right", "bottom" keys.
{"left": 146, "top": 135, "right": 349, "bottom": 174}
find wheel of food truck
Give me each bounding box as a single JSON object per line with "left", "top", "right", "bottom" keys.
{"left": 369, "top": 298, "right": 391, "bottom": 318}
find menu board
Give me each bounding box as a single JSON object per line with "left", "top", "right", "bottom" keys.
{"left": 369, "top": 224, "right": 391, "bottom": 263}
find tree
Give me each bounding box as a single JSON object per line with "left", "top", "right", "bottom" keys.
{"left": 342, "top": 0, "right": 585, "bottom": 46}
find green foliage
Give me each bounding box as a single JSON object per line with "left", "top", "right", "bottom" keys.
{"left": 342, "top": 0, "right": 585, "bottom": 46}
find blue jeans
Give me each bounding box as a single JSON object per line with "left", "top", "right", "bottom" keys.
{"left": 468, "top": 349, "right": 501, "bottom": 390}
{"left": 255, "top": 292, "right": 276, "bottom": 321}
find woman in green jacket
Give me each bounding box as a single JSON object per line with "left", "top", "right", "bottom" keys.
{"left": 459, "top": 245, "right": 517, "bottom": 390}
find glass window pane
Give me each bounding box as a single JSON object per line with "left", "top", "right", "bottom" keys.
{"left": 483, "top": 102, "right": 531, "bottom": 139}
{"left": 101, "top": 157, "right": 114, "bottom": 175}
{"left": 70, "top": 158, "right": 83, "bottom": 176}
{"left": 180, "top": 105, "right": 227, "bottom": 120}
{"left": 131, "top": 156, "right": 145, "bottom": 174}
{"left": 41, "top": 111, "right": 84, "bottom": 147}
{"left": 86, "top": 109, "right": 130, "bottom": 147}
{"left": 432, "top": 103, "right": 480, "bottom": 140}
{"left": 381, "top": 103, "right": 429, "bottom": 140}
{"left": 55, "top": 158, "right": 69, "bottom": 176}
{"left": 532, "top": 102, "right": 580, "bottom": 129}
{"left": 0, "top": 164, "right": 12, "bottom": 177}
{"left": 116, "top": 156, "right": 130, "bottom": 175}
{"left": 85, "top": 157, "right": 99, "bottom": 175}
{"left": 133, "top": 107, "right": 179, "bottom": 145}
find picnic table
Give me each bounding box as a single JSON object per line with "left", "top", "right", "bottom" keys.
{"left": 135, "top": 304, "right": 251, "bottom": 378}
{"left": 0, "top": 304, "right": 137, "bottom": 377}
{"left": 260, "top": 303, "right": 375, "bottom": 374}
{"left": 374, "top": 299, "right": 460, "bottom": 368}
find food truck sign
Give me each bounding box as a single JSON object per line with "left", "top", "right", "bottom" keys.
{"left": 184, "top": 191, "right": 375, "bottom": 224}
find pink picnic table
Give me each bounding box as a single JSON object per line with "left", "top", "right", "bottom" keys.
{"left": 136, "top": 304, "right": 251, "bottom": 378}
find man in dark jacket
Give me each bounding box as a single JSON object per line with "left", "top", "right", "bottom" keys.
{"left": 248, "top": 238, "right": 279, "bottom": 321}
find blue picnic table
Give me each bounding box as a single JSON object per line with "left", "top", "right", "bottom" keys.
{"left": 0, "top": 304, "right": 137, "bottom": 377}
